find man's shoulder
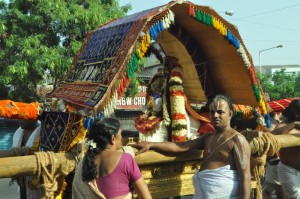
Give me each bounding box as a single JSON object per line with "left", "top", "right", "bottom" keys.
{"left": 228, "top": 130, "right": 247, "bottom": 143}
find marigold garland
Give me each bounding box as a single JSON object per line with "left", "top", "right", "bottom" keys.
{"left": 0, "top": 100, "right": 39, "bottom": 120}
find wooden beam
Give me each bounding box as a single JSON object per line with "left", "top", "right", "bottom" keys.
{"left": 0, "top": 134, "right": 299, "bottom": 178}
{"left": 250, "top": 134, "right": 300, "bottom": 154}
{"left": 0, "top": 153, "right": 76, "bottom": 178}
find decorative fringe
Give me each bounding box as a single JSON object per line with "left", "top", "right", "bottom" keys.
{"left": 187, "top": 4, "right": 268, "bottom": 117}
{"left": 212, "top": 17, "right": 227, "bottom": 36}
{"left": 237, "top": 45, "right": 251, "bottom": 69}
{"left": 127, "top": 50, "right": 140, "bottom": 78}
{"left": 117, "top": 75, "right": 131, "bottom": 98}
{"left": 103, "top": 90, "right": 118, "bottom": 117}
{"left": 195, "top": 9, "right": 213, "bottom": 26}
{"left": 188, "top": 5, "right": 196, "bottom": 17}
{"left": 233, "top": 104, "right": 254, "bottom": 120}
{"left": 95, "top": 8, "right": 176, "bottom": 115}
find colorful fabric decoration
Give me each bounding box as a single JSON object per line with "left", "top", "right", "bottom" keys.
{"left": 268, "top": 98, "right": 299, "bottom": 112}
{"left": 135, "top": 115, "right": 163, "bottom": 134}
{"left": 48, "top": 1, "right": 268, "bottom": 126}
{"left": 39, "top": 111, "right": 86, "bottom": 152}
{"left": 233, "top": 104, "right": 254, "bottom": 120}
{"left": 0, "top": 100, "right": 39, "bottom": 120}
{"left": 187, "top": 4, "right": 268, "bottom": 116}
{"left": 48, "top": 4, "right": 175, "bottom": 115}
{"left": 198, "top": 122, "right": 215, "bottom": 135}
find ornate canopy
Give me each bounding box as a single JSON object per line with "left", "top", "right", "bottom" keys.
{"left": 47, "top": 1, "right": 268, "bottom": 115}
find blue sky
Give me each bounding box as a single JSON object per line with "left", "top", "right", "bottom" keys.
{"left": 120, "top": 0, "right": 300, "bottom": 67}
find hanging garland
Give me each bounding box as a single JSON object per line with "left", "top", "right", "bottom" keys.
{"left": 169, "top": 65, "right": 187, "bottom": 142}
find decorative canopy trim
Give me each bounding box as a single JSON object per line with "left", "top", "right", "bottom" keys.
{"left": 47, "top": 1, "right": 268, "bottom": 116}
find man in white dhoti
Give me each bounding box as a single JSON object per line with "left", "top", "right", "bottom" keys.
{"left": 130, "top": 94, "right": 251, "bottom": 199}
{"left": 12, "top": 119, "right": 42, "bottom": 199}
{"left": 272, "top": 99, "right": 300, "bottom": 199}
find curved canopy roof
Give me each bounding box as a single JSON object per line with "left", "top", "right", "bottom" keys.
{"left": 47, "top": 1, "right": 268, "bottom": 115}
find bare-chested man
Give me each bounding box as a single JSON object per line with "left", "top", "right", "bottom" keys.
{"left": 130, "top": 95, "right": 251, "bottom": 199}
{"left": 272, "top": 99, "right": 300, "bottom": 199}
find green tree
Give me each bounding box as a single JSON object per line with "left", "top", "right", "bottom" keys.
{"left": 0, "top": 0, "right": 131, "bottom": 102}
{"left": 258, "top": 69, "right": 300, "bottom": 101}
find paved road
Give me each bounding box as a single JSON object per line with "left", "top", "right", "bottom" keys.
{"left": 0, "top": 178, "right": 16, "bottom": 199}
{"left": 0, "top": 178, "right": 277, "bottom": 199}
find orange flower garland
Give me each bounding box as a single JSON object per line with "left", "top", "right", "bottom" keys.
{"left": 0, "top": 100, "right": 39, "bottom": 120}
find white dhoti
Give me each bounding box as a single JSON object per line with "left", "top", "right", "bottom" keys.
{"left": 12, "top": 125, "right": 42, "bottom": 199}
{"left": 277, "top": 161, "right": 300, "bottom": 199}
{"left": 192, "top": 165, "right": 239, "bottom": 199}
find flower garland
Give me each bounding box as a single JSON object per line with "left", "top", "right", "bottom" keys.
{"left": 84, "top": 138, "right": 97, "bottom": 149}
{"left": 162, "top": 77, "right": 171, "bottom": 126}
{"left": 0, "top": 100, "right": 39, "bottom": 120}
{"left": 169, "top": 65, "right": 187, "bottom": 142}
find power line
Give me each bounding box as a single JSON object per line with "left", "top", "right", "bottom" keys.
{"left": 236, "top": 19, "right": 300, "bottom": 33}
{"left": 244, "top": 38, "right": 300, "bottom": 43}
{"left": 232, "top": 3, "right": 300, "bottom": 20}
{"left": 261, "top": 57, "right": 300, "bottom": 60}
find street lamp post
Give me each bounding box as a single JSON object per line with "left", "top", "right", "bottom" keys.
{"left": 259, "top": 45, "right": 283, "bottom": 74}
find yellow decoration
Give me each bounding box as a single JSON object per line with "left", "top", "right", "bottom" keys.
{"left": 67, "top": 118, "right": 87, "bottom": 152}
{"left": 55, "top": 181, "right": 67, "bottom": 199}
{"left": 212, "top": 17, "right": 227, "bottom": 36}
{"left": 259, "top": 98, "right": 267, "bottom": 114}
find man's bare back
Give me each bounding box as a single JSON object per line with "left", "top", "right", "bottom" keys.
{"left": 276, "top": 122, "right": 300, "bottom": 170}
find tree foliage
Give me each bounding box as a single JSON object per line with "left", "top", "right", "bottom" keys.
{"left": 0, "top": 0, "right": 131, "bottom": 102}
{"left": 258, "top": 69, "right": 300, "bottom": 101}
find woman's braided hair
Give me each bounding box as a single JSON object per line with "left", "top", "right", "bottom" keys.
{"left": 82, "top": 117, "right": 120, "bottom": 182}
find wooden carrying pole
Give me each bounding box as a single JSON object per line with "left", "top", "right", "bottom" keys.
{"left": 0, "top": 134, "right": 299, "bottom": 178}
{"left": 250, "top": 133, "right": 300, "bottom": 154}
{"left": 0, "top": 152, "right": 76, "bottom": 178}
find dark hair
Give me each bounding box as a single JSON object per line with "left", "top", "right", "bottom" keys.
{"left": 269, "top": 111, "right": 276, "bottom": 118}
{"left": 282, "top": 99, "right": 300, "bottom": 122}
{"left": 210, "top": 94, "right": 234, "bottom": 112}
{"left": 82, "top": 117, "right": 120, "bottom": 182}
